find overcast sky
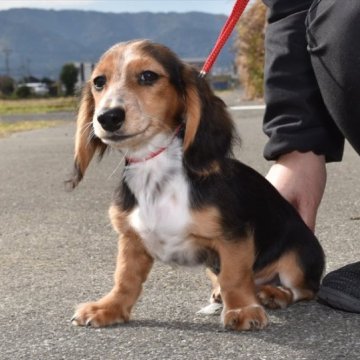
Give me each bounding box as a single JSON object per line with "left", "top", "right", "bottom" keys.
{"left": 0, "top": 1, "right": 236, "bottom": 15}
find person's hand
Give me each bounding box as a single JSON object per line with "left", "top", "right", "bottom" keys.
{"left": 265, "top": 151, "right": 327, "bottom": 231}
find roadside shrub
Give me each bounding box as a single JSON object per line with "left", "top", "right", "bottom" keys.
{"left": 16, "top": 85, "right": 32, "bottom": 99}
{"left": 0, "top": 76, "right": 15, "bottom": 96}
{"left": 235, "top": 0, "right": 266, "bottom": 99}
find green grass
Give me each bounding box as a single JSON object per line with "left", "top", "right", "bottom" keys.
{"left": 0, "top": 120, "right": 65, "bottom": 137}
{"left": 0, "top": 97, "right": 77, "bottom": 115}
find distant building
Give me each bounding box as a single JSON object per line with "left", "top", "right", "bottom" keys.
{"left": 74, "top": 62, "right": 94, "bottom": 90}
{"left": 18, "top": 82, "right": 49, "bottom": 95}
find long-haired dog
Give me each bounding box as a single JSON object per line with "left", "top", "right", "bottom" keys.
{"left": 68, "top": 40, "right": 325, "bottom": 331}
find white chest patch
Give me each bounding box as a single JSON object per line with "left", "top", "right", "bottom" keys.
{"left": 125, "top": 139, "right": 197, "bottom": 265}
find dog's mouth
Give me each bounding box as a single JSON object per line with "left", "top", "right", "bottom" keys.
{"left": 100, "top": 127, "right": 149, "bottom": 145}
{"left": 102, "top": 133, "right": 136, "bottom": 142}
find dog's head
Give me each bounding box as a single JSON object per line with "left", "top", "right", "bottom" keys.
{"left": 68, "top": 40, "right": 234, "bottom": 188}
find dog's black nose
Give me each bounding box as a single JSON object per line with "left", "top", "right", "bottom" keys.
{"left": 97, "top": 107, "right": 125, "bottom": 132}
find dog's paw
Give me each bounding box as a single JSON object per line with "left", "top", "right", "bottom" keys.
{"left": 222, "top": 305, "right": 268, "bottom": 331}
{"left": 71, "top": 299, "right": 129, "bottom": 328}
{"left": 257, "top": 285, "right": 293, "bottom": 309}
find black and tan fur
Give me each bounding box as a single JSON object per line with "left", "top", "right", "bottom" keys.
{"left": 68, "top": 40, "right": 325, "bottom": 331}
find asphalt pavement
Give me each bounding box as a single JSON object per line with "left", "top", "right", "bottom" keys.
{"left": 1, "top": 95, "right": 359, "bottom": 360}
{"left": 0, "top": 111, "right": 75, "bottom": 123}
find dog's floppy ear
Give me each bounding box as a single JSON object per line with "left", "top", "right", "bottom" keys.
{"left": 66, "top": 82, "right": 107, "bottom": 190}
{"left": 182, "top": 69, "right": 202, "bottom": 151}
{"left": 182, "top": 67, "right": 235, "bottom": 173}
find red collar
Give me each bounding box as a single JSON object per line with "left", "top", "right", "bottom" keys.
{"left": 125, "top": 125, "right": 182, "bottom": 165}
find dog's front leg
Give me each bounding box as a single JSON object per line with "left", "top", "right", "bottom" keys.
{"left": 216, "top": 237, "right": 268, "bottom": 331}
{"left": 72, "top": 231, "right": 153, "bottom": 327}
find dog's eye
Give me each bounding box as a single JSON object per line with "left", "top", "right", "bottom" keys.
{"left": 93, "top": 75, "right": 107, "bottom": 91}
{"left": 138, "top": 71, "right": 159, "bottom": 86}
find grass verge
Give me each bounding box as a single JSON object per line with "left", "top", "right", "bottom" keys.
{"left": 0, "top": 97, "right": 77, "bottom": 115}
{"left": 0, "top": 120, "right": 65, "bottom": 137}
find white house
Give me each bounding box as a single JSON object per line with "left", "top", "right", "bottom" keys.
{"left": 19, "top": 82, "right": 49, "bottom": 95}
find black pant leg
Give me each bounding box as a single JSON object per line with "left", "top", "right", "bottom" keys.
{"left": 263, "top": 0, "right": 344, "bottom": 162}
{"left": 307, "top": 0, "right": 360, "bottom": 156}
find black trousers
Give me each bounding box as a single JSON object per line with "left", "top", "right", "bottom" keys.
{"left": 262, "top": 0, "right": 360, "bottom": 162}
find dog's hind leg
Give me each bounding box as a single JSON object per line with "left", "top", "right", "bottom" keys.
{"left": 256, "top": 251, "right": 316, "bottom": 309}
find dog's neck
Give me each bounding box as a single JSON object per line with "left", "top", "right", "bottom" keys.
{"left": 123, "top": 134, "right": 184, "bottom": 201}
{"left": 125, "top": 125, "right": 182, "bottom": 165}
{"left": 125, "top": 145, "right": 168, "bottom": 164}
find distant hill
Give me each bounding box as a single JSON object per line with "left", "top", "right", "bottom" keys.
{"left": 0, "top": 9, "right": 236, "bottom": 79}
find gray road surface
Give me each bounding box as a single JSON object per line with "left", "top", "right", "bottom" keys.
{"left": 0, "top": 111, "right": 75, "bottom": 123}
{"left": 1, "top": 103, "right": 359, "bottom": 360}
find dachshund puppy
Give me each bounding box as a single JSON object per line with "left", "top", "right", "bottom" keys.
{"left": 68, "top": 40, "right": 325, "bottom": 331}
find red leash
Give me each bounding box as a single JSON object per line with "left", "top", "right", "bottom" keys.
{"left": 200, "top": 0, "right": 250, "bottom": 77}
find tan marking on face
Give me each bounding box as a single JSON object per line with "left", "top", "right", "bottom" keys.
{"left": 125, "top": 56, "right": 182, "bottom": 128}
{"left": 90, "top": 41, "right": 184, "bottom": 151}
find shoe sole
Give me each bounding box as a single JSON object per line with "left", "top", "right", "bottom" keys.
{"left": 318, "top": 286, "right": 360, "bottom": 313}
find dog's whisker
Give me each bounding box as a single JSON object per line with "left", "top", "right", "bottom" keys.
{"left": 86, "top": 128, "right": 96, "bottom": 148}
{"left": 77, "top": 121, "right": 96, "bottom": 149}
{"left": 80, "top": 121, "right": 93, "bottom": 138}
{"left": 107, "top": 150, "right": 128, "bottom": 180}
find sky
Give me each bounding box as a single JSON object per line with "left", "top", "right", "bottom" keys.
{"left": 0, "top": 0, "right": 236, "bottom": 15}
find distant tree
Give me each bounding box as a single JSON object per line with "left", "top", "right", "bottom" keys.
{"left": 60, "top": 63, "right": 78, "bottom": 96}
{"left": 0, "top": 76, "right": 15, "bottom": 96}
{"left": 41, "top": 77, "right": 54, "bottom": 85}
{"left": 234, "top": 0, "right": 266, "bottom": 99}
{"left": 40, "top": 77, "right": 58, "bottom": 96}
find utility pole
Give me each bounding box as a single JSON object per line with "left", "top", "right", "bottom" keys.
{"left": 2, "top": 48, "right": 12, "bottom": 76}
{"left": 26, "top": 58, "right": 31, "bottom": 78}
